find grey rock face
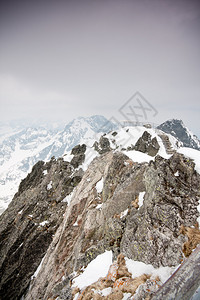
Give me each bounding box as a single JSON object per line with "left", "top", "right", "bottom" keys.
{"left": 70, "top": 144, "right": 86, "bottom": 168}
{"left": 23, "top": 151, "right": 200, "bottom": 300}
{"left": 134, "top": 131, "right": 160, "bottom": 156}
{"left": 151, "top": 244, "right": 200, "bottom": 300}
{"left": 1, "top": 145, "right": 200, "bottom": 300}
{"left": 121, "top": 153, "right": 200, "bottom": 267}
{"left": 71, "top": 144, "right": 86, "bottom": 155}
{"left": 0, "top": 155, "right": 84, "bottom": 300}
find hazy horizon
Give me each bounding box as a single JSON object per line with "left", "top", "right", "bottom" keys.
{"left": 0, "top": 0, "right": 200, "bottom": 136}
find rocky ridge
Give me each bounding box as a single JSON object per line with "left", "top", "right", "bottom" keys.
{"left": 0, "top": 145, "right": 86, "bottom": 300}
{"left": 24, "top": 150, "right": 200, "bottom": 300}
{"left": 0, "top": 126, "right": 200, "bottom": 300}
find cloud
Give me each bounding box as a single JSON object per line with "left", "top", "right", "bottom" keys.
{"left": 0, "top": 0, "right": 199, "bottom": 136}
{"left": 0, "top": 74, "right": 69, "bottom": 119}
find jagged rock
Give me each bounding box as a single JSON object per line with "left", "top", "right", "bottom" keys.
{"left": 151, "top": 244, "right": 200, "bottom": 300}
{"left": 134, "top": 277, "right": 162, "bottom": 300}
{"left": 121, "top": 153, "right": 200, "bottom": 267}
{"left": 71, "top": 144, "right": 86, "bottom": 155}
{"left": 93, "top": 136, "right": 111, "bottom": 154}
{"left": 70, "top": 144, "right": 86, "bottom": 168}
{"left": 16, "top": 160, "right": 45, "bottom": 196}
{"left": 147, "top": 136, "right": 160, "bottom": 156}
{"left": 23, "top": 151, "right": 200, "bottom": 300}
{"left": 112, "top": 131, "right": 118, "bottom": 137}
{"left": 158, "top": 133, "right": 175, "bottom": 155}
{"left": 134, "top": 131, "right": 160, "bottom": 156}
{"left": 0, "top": 157, "right": 84, "bottom": 300}
{"left": 1, "top": 146, "right": 200, "bottom": 299}
{"left": 135, "top": 131, "right": 151, "bottom": 153}
{"left": 24, "top": 152, "right": 145, "bottom": 299}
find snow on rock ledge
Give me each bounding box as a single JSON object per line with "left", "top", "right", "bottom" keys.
{"left": 72, "top": 251, "right": 113, "bottom": 289}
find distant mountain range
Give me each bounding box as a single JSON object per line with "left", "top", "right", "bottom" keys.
{"left": 0, "top": 116, "right": 199, "bottom": 214}
{"left": 1, "top": 117, "right": 200, "bottom": 300}
{"left": 0, "top": 115, "right": 116, "bottom": 212}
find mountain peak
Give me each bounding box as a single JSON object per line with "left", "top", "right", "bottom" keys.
{"left": 157, "top": 119, "right": 200, "bottom": 150}
{"left": 64, "top": 115, "right": 116, "bottom": 133}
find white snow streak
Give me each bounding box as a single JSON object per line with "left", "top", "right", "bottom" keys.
{"left": 47, "top": 181, "right": 52, "bottom": 190}
{"left": 96, "top": 178, "right": 104, "bottom": 193}
{"left": 138, "top": 192, "right": 145, "bottom": 208}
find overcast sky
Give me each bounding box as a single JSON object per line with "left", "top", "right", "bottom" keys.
{"left": 0, "top": 0, "right": 200, "bottom": 136}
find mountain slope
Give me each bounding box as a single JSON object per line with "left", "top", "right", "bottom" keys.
{"left": 0, "top": 115, "right": 116, "bottom": 213}
{"left": 157, "top": 119, "right": 200, "bottom": 150}
{"left": 1, "top": 142, "right": 199, "bottom": 299}
{"left": 1, "top": 117, "right": 199, "bottom": 215}
{"left": 0, "top": 123, "right": 200, "bottom": 299}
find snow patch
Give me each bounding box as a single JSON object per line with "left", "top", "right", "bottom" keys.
{"left": 96, "top": 177, "right": 104, "bottom": 193}
{"left": 81, "top": 147, "right": 99, "bottom": 171}
{"left": 120, "top": 209, "right": 129, "bottom": 218}
{"left": 101, "top": 287, "right": 112, "bottom": 296}
{"left": 47, "top": 181, "right": 52, "bottom": 190}
{"left": 123, "top": 150, "right": 153, "bottom": 163}
{"left": 122, "top": 293, "right": 132, "bottom": 300}
{"left": 73, "top": 251, "right": 113, "bottom": 289}
{"left": 74, "top": 293, "right": 79, "bottom": 300}
{"left": 43, "top": 170, "right": 48, "bottom": 175}
{"left": 63, "top": 153, "right": 74, "bottom": 162}
{"left": 73, "top": 220, "right": 78, "bottom": 226}
{"left": 178, "top": 147, "right": 200, "bottom": 174}
{"left": 31, "top": 255, "right": 46, "bottom": 279}
{"left": 93, "top": 287, "right": 112, "bottom": 297}
{"left": 62, "top": 192, "right": 73, "bottom": 205}
{"left": 125, "top": 257, "right": 179, "bottom": 284}
{"left": 138, "top": 192, "right": 145, "bottom": 208}
{"left": 96, "top": 203, "right": 103, "bottom": 210}
{"left": 39, "top": 220, "right": 49, "bottom": 227}
{"left": 197, "top": 203, "right": 200, "bottom": 227}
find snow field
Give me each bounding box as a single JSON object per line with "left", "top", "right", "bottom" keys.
{"left": 72, "top": 250, "right": 179, "bottom": 298}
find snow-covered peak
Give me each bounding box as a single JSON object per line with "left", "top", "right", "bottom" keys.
{"left": 1, "top": 116, "right": 199, "bottom": 216}
{"left": 0, "top": 115, "right": 116, "bottom": 213}
{"left": 157, "top": 119, "right": 200, "bottom": 150}
{"left": 64, "top": 115, "right": 117, "bottom": 134}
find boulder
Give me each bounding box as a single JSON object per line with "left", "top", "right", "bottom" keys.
{"left": 93, "top": 136, "right": 111, "bottom": 154}
{"left": 70, "top": 144, "right": 86, "bottom": 168}
{"left": 134, "top": 131, "right": 160, "bottom": 156}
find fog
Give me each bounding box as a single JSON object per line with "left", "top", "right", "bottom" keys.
{"left": 0, "top": 0, "right": 200, "bottom": 136}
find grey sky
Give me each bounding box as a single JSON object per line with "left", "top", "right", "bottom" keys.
{"left": 0, "top": 0, "right": 200, "bottom": 136}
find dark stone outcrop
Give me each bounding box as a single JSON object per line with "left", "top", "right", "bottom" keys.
{"left": 70, "top": 144, "right": 86, "bottom": 168}
{"left": 0, "top": 157, "right": 84, "bottom": 300}
{"left": 134, "top": 131, "right": 160, "bottom": 156}
{"left": 16, "top": 160, "right": 45, "bottom": 197}
{"left": 93, "top": 136, "right": 111, "bottom": 154}
{"left": 157, "top": 119, "right": 200, "bottom": 150}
